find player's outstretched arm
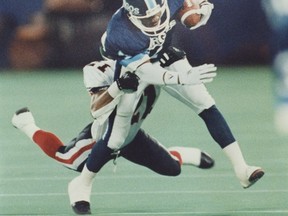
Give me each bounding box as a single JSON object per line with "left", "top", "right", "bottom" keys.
{"left": 182, "top": 63, "right": 217, "bottom": 84}
{"left": 136, "top": 60, "right": 216, "bottom": 85}
{"left": 135, "top": 46, "right": 216, "bottom": 86}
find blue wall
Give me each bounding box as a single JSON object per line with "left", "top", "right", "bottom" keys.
{"left": 0, "top": 0, "right": 272, "bottom": 68}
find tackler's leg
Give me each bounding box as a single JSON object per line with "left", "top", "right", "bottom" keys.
{"left": 12, "top": 107, "right": 95, "bottom": 172}
{"left": 68, "top": 137, "right": 115, "bottom": 215}
{"left": 12, "top": 107, "right": 64, "bottom": 160}
{"left": 120, "top": 129, "right": 214, "bottom": 177}
{"left": 68, "top": 116, "right": 118, "bottom": 215}
{"left": 168, "top": 147, "right": 214, "bottom": 169}
{"left": 68, "top": 165, "right": 95, "bottom": 215}
{"left": 57, "top": 123, "right": 95, "bottom": 172}
{"left": 121, "top": 130, "right": 181, "bottom": 176}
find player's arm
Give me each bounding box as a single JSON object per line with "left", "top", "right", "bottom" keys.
{"left": 121, "top": 48, "right": 217, "bottom": 85}
{"left": 89, "top": 72, "right": 139, "bottom": 123}
{"left": 90, "top": 89, "right": 112, "bottom": 113}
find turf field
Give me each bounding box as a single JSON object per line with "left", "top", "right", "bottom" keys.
{"left": 0, "top": 66, "right": 287, "bottom": 215}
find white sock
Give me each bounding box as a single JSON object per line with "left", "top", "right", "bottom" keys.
{"left": 168, "top": 147, "right": 201, "bottom": 166}
{"left": 68, "top": 165, "right": 96, "bottom": 204}
{"left": 80, "top": 165, "right": 97, "bottom": 186}
{"left": 21, "top": 124, "right": 40, "bottom": 140}
{"left": 223, "top": 141, "right": 248, "bottom": 178}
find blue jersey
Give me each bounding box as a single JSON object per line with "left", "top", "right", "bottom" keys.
{"left": 102, "top": 0, "right": 184, "bottom": 68}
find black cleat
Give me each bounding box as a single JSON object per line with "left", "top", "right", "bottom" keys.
{"left": 198, "top": 152, "right": 215, "bottom": 169}
{"left": 71, "top": 201, "right": 91, "bottom": 215}
{"left": 15, "top": 107, "right": 30, "bottom": 115}
{"left": 241, "top": 167, "right": 265, "bottom": 189}
{"left": 247, "top": 169, "right": 265, "bottom": 188}
{"left": 12, "top": 107, "right": 35, "bottom": 129}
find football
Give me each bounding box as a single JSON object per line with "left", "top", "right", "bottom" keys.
{"left": 177, "top": 0, "right": 201, "bottom": 28}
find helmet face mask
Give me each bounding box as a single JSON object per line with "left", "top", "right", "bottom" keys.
{"left": 123, "top": 0, "right": 170, "bottom": 36}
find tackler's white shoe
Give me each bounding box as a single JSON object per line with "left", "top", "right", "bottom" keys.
{"left": 239, "top": 166, "right": 265, "bottom": 189}
{"left": 12, "top": 107, "right": 35, "bottom": 129}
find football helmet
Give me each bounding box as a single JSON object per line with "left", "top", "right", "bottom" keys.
{"left": 123, "top": 0, "right": 170, "bottom": 36}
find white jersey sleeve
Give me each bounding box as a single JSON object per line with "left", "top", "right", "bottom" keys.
{"left": 83, "top": 60, "right": 122, "bottom": 125}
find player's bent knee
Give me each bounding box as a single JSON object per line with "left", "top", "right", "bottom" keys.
{"left": 157, "top": 162, "right": 181, "bottom": 176}
{"left": 168, "top": 165, "right": 181, "bottom": 176}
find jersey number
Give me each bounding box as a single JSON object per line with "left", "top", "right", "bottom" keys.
{"left": 131, "top": 85, "right": 157, "bottom": 125}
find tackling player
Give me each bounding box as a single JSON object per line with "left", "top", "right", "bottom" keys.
{"left": 73, "top": 1, "right": 265, "bottom": 212}
{"left": 12, "top": 58, "right": 215, "bottom": 214}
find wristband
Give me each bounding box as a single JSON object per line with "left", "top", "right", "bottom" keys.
{"left": 107, "top": 82, "right": 123, "bottom": 98}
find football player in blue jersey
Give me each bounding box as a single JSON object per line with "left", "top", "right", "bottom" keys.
{"left": 66, "top": 0, "right": 264, "bottom": 213}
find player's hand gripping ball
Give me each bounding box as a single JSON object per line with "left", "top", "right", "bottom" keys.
{"left": 177, "top": 0, "right": 202, "bottom": 28}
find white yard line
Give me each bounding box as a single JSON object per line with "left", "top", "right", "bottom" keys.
{"left": 1, "top": 173, "right": 287, "bottom": 181}
{"left": 1, "top": 189, "right": 287, "bottom": 197}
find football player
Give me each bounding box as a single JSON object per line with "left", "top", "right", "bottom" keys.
{"left": 68, "top": 0, "right": 264, "bottom": 213}
{"left": 101, "top": 0, "right": 264, "bottom": 187}
{"left": 79, "top": 0, "right": 263, "bottom": 202}
{"left": 12, "top": 58, "right": 215, "bottom": 214}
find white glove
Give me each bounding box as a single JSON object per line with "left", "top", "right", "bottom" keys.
{"left": 190, "top": 0, "right": 214, "bottom": 30}
{"left": 179, "top": 64, "right": 217, "bottom": 85}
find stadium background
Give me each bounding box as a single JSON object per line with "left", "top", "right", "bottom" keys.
{"left": 0, "top": 0, "right": 272, "bottom": 69}
{"left": 1, "top": 0, "right": 287, "bottom": 215}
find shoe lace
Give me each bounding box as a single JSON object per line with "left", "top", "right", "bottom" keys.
{"left": 111, "top": 150, "right": 120, "bottom": 173}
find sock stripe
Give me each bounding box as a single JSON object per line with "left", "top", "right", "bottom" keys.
{"left": 55, "top": 142, "right": 94, "bottom": 165}
{"left": 169, "top": 150, "right": 183, "bottom": 165}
